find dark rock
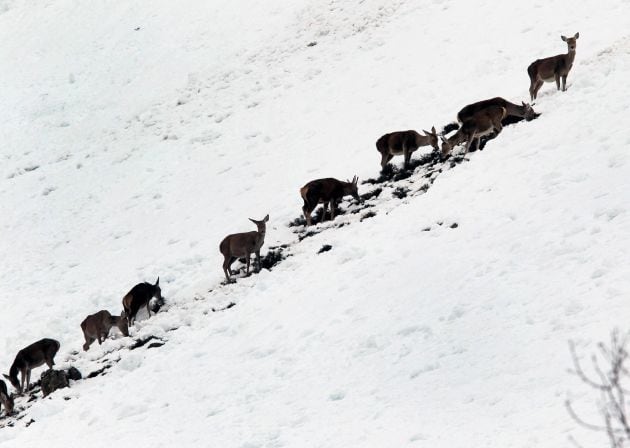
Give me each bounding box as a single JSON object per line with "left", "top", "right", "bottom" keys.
{"left": 65, "top": 367, "right": 82, "bottom": 381}
{"left": 40, "top": 369, "right": 68, "bottom": 397}
{"left": 317, "top": 244, "right": 332, "bottom": 254}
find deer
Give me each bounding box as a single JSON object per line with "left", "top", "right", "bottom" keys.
{"left": 300, "top": 176, "right": 360, "bottom": 226}
{"left": 0, "top": 379, "right": 14, "bottom": 416}
{"left": 80, "top": 310, "right": 130, "bottom": 351}
{"left": 3, "top": 338, "right": 60, "bottom": 394}
{"left": 440, "top": 105, "right": 507, "bottom": 159}
{"left": 122, "top": 277, "right": 162, "bottom": 325}
{"left": 442, "top": 97, "right": 539, "bottom": 136}
{"left": 376, "top": 127, "right": 439, "bottom": 169}
{"left": 528, "top": 32, "right": 579, "bottom": 101}
{"left": 220, "top": 214, "right": 269, "bottom": 283}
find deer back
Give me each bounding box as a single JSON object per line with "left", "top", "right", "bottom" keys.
{"left": 301, "top": 178, "right": 345, "bottom": 204}
{"left": 13, "top": 338, "right": 60, "bottom": 370}
{"left": 81, "top": 310, "right": 114, "bottom": 338}
{"left": 123, "top": 282, "right": 158, "bottom": 311}
{"left": 221, "top": 231, "right": 261, "bottom": 257}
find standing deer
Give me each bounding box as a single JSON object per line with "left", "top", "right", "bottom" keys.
{"left": 220, "top": 214, "right": 269, "bottom": 283}
{"left": 0, "top": 379, "right": 14, "bottom": 416}
{"left": 376, "top": 127, "right": 439, "bottom": 169}
{"left": 80, "top": 310, "right": 130, "bottom": 351}
{"left": 440, "top": 106, "right": 507, "bottom": 158}
{"left": 3, "top": 338, "right": 60, "bottom": 394}
{"left": 528, "top": 32, "right": 579, "bottom": 101}
{"left": 122, "top": 277, "right": 162, "bottom": 325}
{"left": 300, "top": 177, "right": 360, "bottom": 226}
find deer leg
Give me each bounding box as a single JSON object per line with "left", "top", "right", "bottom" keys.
{"left": 380, "top": 152, "right": 389, "bottom": 169}
{"left": 330, "top": 201, "right": 336, "bottom": 220}
{"left": 320, "top": 202, "right": 327, "bottom": 223}
{"left": 245, "top": 254, "right": 251, "bottom": 275}
{"left": 562, "top": 75, "right": 567, "bottom": 91}
{"left": 146, "top": 301, "right": 151, "bottom": 317}
{"left": 25, "top": 370, "right": 31, "bottom": 393}
{"left": 403, "top": 144, "right": 410, "bottom": 169}
{"left": 464, "top": 136, "right": 476, "bottom": 155}
{"left": 255, "top": 250, "right": 261, "bottom": 272}
{"left": 222, "top": 257, "right": 233, "bottom": 282}
{"left": 532, "top": 80, "right": 543, "bottom": 100}
{"left": 555, "top": 73, "right": 561, "bottom": 91}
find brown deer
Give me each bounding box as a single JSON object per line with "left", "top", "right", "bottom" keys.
{"left": 80, "top": 310, "right": 130, "bottom": 351}
{"left": 300, "top": 177, "right": 360, "bottom": 226}
{"left": 376, "top": 127, "right": 439, "bottom": 169}
{"left": 440, "top": 106, "right": 507, "bottom": 158}
{"left": 122, "top": 277, "right": 162, "bottom": 325}
{"left": 0, "top": 379, "right": 14, "bottom": 416}
{"left": 220, "top": 214, "right": 269, "bottom": 283}
{"left": 3, "top": 338, "right": 60, "bottom": 394}
{"left": 528, "top": 32, "right": 579, "bottom": 101}
{"left": 457, "top": 97, "right": 539, "bottom": 124}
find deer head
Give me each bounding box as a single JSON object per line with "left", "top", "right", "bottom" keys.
{"left": 3, "top": 372, "right": 20, "bottom": 394}
{"left": 439, "top": 135, "right": 452, "bottom": 157}
{"left": 423, "top": 126, "right": 439, "bottom": 152}
{"left": 561, "top": 32, "right": 579, "bottom": 52}
{"left": 248, "top": 214, "right": 269, "bottom": 233}
{"left": 153, "top": 277, "right": 162, "bottom": 302}
{"left": 344, "top": 176, "right": 360, "bottom": 202}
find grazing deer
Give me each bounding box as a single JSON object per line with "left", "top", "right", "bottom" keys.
{"left": 3, "top": 338, "right": 60, "bottom": 394}
{"left": 220, "top": 214, "right": 269, "bottom": 283}
{"left": 0, "top": 379, "right": 14, "bottom": 416}
{"left": 300, "top": 177, "right": 360, "bottom": 226}
{"left": 457, "top": 97, "right": 538, "bottom": 124}
{"left": 440, "top": 106, "right": 507, "bottom": 158}
{"left": 376, "top": 127, "right": 439, "bottom": 169}
{"left": 80, "top": 310, "right": 130, "bottom": 351}
{"left": 528, "top": 32, "right": 579, "bottom": 101}
{"left": 122, "top": 277, "right": 162, "bottom": 325}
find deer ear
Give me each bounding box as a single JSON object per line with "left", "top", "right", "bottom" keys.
{"left": 574, "top": 32, "right": 579, "bottom": 39}
{"left": 561, "top": 35, "right": 567, "bottom": 41}
{"left": 155, "top": 277, "right": 159, "bottom": 286}
{"left": 3, "top": 374, "right": 9, "bottom": 381}
{"left": 264, "top": 214, "right": 269, "bottom": 222}
{"left": 431, "top": 126, "right": 436, "bottom": 134}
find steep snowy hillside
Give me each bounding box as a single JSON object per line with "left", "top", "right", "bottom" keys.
{"left": 1, "top": 0, "right": 630, "bottom": 446}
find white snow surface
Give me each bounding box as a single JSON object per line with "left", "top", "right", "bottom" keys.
{"left": 1, "top": 0, "right": 630, "bottom": 446}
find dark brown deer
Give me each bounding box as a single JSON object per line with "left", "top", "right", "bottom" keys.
{"left": 528, "top": 32, "right": 579, "bottom": 101}
{"left": 440, "top": 106, "right": 507, "bottom": 158}
{"left": 300, "top": 177, "right": 359, "bottom": 226}
{"left": 220, "top": 214, "right": 269, "bottom": 283}
{"left": 3, "top": 338, "right": 60, "bottom": 394}
{"left": 457, "top": 97, "right": 539, "bottom": 124}
{"left": 376, "top": 127, "right": 439, "bottom": 169}
{"left": 0, "top": 379, "right": 14, "bottom": 416}
{"left": 122, "top": 277, "right": 162, "bottom": 325}
{"left": 80, "top": 310, "right": 130, "bottom": 351}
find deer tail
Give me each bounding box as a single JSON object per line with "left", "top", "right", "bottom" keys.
{"left": 441, "top": 122, "right": 459, "bottom": 135}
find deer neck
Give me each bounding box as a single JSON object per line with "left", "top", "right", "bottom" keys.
{"left": 566, "top": 49, "right": 576, "bottom": 66}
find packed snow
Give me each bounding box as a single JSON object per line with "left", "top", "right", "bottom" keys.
{"left": 1, "top": 0, "right": 630, "bottom": 446}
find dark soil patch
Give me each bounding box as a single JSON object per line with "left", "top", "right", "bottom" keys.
{"left": 317, "top": 244, "right": 332, "bottom": 254}
{"left": 212, "top": 302, "right": 236, "bottom": 312}
{"left": 130, "top": 336, "right": 165, "bottom": 350}
{"left": 392, "top": 187, "right": 409, "bottom": 199}
{"left": 260, "top": 245, "right": 288, "bottom": 270}
{"left": 360, "top": 211, "right": 377, "bottom": 221}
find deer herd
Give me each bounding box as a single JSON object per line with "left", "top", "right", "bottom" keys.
{"left": 0, "top": 33, "right": 579, "bottom": 417}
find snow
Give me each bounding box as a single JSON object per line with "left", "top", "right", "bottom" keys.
{"left": 1, "top": 0, "right": 630, "bottom": 446}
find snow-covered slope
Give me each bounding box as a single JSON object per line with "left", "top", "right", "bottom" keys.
{"left": 1, "top": 0, "right": 630, "bottom": 446}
